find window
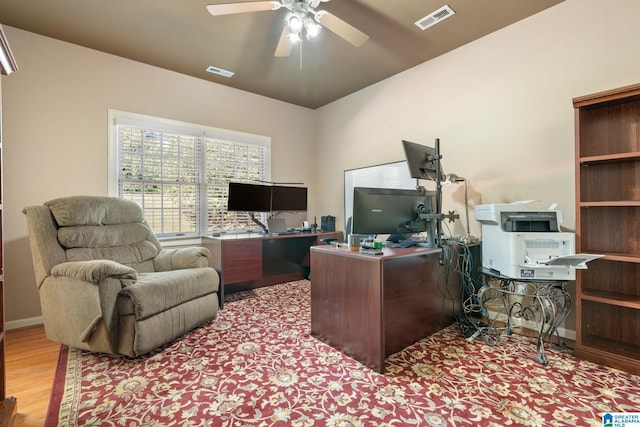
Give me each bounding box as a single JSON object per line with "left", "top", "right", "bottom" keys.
{"left": 109, "top": 110, "right": 271, "bottom": 237}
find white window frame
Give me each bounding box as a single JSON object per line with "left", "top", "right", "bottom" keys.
{"left": 108, "top": 110, "right": 271, "bottom": 239}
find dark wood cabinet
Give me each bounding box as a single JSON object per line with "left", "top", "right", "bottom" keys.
{"left": 310, "top": 245, "right": 461, "bottom": 373}
{"left": 573, "top": 83, "right": 640, "bottom": 374}
{"left": 204, "top": 231, "right": 343, "bottom": 295}
{"left": 214, "top": 239, "right": 263, "bottom": 284}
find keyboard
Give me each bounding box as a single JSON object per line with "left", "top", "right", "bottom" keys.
{"left": 271, "top": 230, "right": 300, "bottom": 236}
{"left": 393, "top": 238, "right": 433, "bottom": 248}
{"left": 398, "top": 238, "right": 419, "bottom": 248}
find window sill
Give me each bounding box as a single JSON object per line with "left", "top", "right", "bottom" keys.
{"left": 159, "top": 236, "right": 204, "bottom": 247}
{"left": 159, "top": 230, "right": 264, "bottom": 247}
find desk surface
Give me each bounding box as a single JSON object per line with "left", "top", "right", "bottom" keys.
{"left": 311, "top": 244, "right": 441, "bottom": 261}
{"left": 209, "top": 230, "right": 339, "bottom": 241}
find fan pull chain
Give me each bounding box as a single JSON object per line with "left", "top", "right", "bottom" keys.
{"left": 299, "top": 40, "right": 303, "bottom": 70}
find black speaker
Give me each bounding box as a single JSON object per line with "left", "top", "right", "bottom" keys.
{"left": 321, "top": 215, "right": 335, "bottom": 232}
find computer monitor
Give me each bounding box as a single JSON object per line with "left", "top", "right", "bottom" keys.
{"left": 351, "top": 187, "right": 438, "bottom": 245}
{"left": 402, "top": 139, "right": 446, "bottom": 182}
{"left": 271, "top": 185, "right": 307, "bottom": 212}
{"left": 227, "top": 182, "right": 272, "bottom": 212}
{"left": 227, "top": 182, "right": 308, "bottom": 213}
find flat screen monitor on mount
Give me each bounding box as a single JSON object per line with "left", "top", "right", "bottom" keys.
{"left": 227, "top": 182, "right": 272, "bottom": 212}
{"left": 271, "top": 185, "right": 308, "bottom": 212}
{"left": 402, "top": 139, "right": 446, "bottom": 182}
{"left": 227, "top": 182, "right": 308, "bottom": 212}
{"left": 351, "top": 187, "right": 437, "bottom": 245}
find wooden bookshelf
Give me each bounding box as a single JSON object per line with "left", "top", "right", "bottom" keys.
{"left": 573, "top": 83, "right": 640, "bottom": 374}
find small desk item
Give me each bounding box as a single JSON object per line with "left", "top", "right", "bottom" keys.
{"left": 310, "top": 245, "right": 461, "bottom": 373}
{"left": 477, "top": 268, "right": 571, "bottom": 365}
{"left": 359, "top": 247, "right": 383, "bottom": 255}
{"left": 267, "top": 218, "right": 288, "bottom": 234}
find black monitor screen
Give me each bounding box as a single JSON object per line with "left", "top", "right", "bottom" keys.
{"left": 351, "top": 187, "right": 436, "bottom": 235}
{"left": 227, "top": 182, "right": 272, "bottom": 212}
{"left": 402, "top": 139, "right": 445, "bottom": 182}
{"left": 271, "top": 185, "right": 308, "bottom": 212}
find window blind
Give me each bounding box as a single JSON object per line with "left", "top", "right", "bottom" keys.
{"left": 113, "top": 111, "right": 270, "bottom": 237}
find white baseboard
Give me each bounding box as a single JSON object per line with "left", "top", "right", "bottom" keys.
{"left": 553, "top": 326, "right": 576, "bottom": 341}
{"left": 6, "top": 316, "right": 44, "bottom": 331}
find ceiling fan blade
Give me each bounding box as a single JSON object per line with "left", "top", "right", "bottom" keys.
{"left": 274, "top": 26, "right": 294, "bottom": 57}
{"left": 206, "top": 1, "right": 280, "bottom": 16}
{"left": 317, "top": 11, "right": 369, "bottom": 47}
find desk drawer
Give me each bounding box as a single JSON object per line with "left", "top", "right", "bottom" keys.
{"left": 222, "top": 239, "right": 262, "bottom": 284}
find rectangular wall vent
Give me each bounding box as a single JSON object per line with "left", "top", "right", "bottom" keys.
{"left": 415, "top": 5, "right": 455, "bottom": 31}
{"left": 206, "top": 65, "right": 235, "bottom": 78}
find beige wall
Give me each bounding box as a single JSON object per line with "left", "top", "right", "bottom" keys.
{"left": 314, "top": 0, "right": 640, "bottom": 237}
{"left": 1, "top": 27, "right": 316, "bottom": 326}
{"left": 311, "top": 0, "right": 640, "bottom": 337}
{"left": 2, "top": 0, "right": 640, "bottom": 333}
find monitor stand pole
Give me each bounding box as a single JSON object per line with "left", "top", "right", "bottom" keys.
{"left": 434, "top": 138, "right": 443, "bottom": 247}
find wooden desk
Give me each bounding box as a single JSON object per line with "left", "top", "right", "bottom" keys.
{"left": 204, "top": 231, "right": 343, "bottom": 298}
{"left": 310, "top": 245, "right": 461, "bottom": 373}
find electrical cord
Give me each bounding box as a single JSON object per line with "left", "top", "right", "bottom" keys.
{"left": 443, "top": 240, "right": 496, "bottom": 342}
{"left": 437, "top": 243, "right": 457, "bottom": 328}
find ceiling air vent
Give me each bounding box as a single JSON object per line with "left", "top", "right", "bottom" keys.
{"left": 206, "top": 65, "right": 234, "bottom": 78}
{"left": 415, "top": 5, "right": 455, "bottom": 31}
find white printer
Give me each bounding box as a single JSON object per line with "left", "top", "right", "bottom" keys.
{"left": 474, "top": 201, "right": 595, "bottom": 280}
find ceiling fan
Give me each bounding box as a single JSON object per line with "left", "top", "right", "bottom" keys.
{"left": 206, "top": 0, "right": 369, "bottom": 57}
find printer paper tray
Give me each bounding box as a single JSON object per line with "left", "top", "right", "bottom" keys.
{"left": 522, "top": 253, "right": 603, "bottom": 269}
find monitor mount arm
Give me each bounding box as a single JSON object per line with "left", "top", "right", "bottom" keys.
{"left": 419, "top": 138, "right": 457, "bottom": 247}
{"left": 250, "top": 212, "right": 268, "bottom": 233}
{"left": 413, "top": 138, "right": 461, "bottom": 247}
{"left": 419, "top": 211, "right": 459, "bottom": 222}
{"left": 417, "top": 210, "right": 459, "bottom": 248}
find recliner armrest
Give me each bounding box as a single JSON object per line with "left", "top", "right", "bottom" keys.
{"left": 51, "top": 260, "right": 137, "bottom": 284}
{"left": 154, "top": 247, "right": 210, "bottom": 271}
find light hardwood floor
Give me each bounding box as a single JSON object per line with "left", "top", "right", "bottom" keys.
{"left": 5, "top": 326, "right": 59, "bottom": 427}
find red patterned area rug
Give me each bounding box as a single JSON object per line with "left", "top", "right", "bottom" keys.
{"left": 46, "top": 280, "right": 640, "bottom": 426}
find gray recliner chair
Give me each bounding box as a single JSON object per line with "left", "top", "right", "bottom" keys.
{"left": 22, "top": 195, "right": 220, "bottom": 357}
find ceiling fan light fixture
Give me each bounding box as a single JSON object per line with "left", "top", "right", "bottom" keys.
{"left": 305, "top": 18, "right": 321, "bottom": 38}
{"left": 287, "top": 32, "right": 301, "bottom": 43}
{"left": 207, "top": 0, "right": 370, "bottom": 58}
{"left": 286, "top": 13, "right": 303, "bottom": 33}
